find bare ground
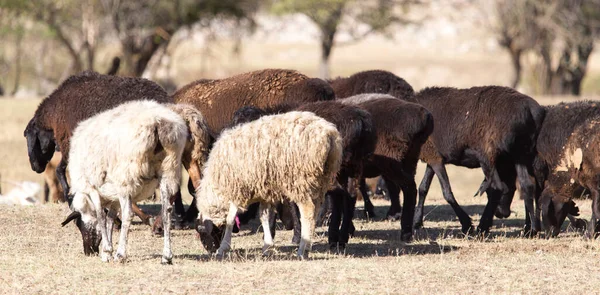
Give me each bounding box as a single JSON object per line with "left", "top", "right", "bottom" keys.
{"left": 2, "top": 97, "right": 600, "bottom": 294}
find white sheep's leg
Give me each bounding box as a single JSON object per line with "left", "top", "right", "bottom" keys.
{"left": 216, "top": 203, "right": 238, "bottom": 259}
{"left": 91, "top": 191, "right": 112, "bottom": 262}
{"left": 106, "top": 210, "right": 116, "bottom": 248}
{"left": 161, "top": 186, "right": 174, "bottom": 265}
{"left": 114, "top": 196, "right": 132, "bottom": 263}
{"left": 259, "top": 203, "right": 275, "bottom": 255}
{"left": 296, "top": 200, "right": 317, "bottom": 259}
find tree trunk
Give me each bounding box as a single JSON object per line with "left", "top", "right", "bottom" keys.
{"left": 319, "top": 26, "right": 336, "bottom": 79}
{"left": 120, "top": 32, "right": 167, "bottom": 77}
{"left": 10, "top": 33, "right": 23, "bottom": 96}
{"left": 509, "top": 48, "right": 522, "bottom": 89}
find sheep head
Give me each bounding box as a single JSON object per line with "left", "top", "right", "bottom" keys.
{"left": 195, "top": 216, "right": 223, "bottom": 253}
{"left": 24, "top": 119, "right": 56, "bottom": 173}
{"left": 60, "top": 193, "right": 101, "bottom": 255}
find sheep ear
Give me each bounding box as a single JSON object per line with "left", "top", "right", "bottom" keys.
{"left": 195, "top": 219, "right": 213, "bottom": 233}
{"left": 61, "top": 211, "right": 81, "bottom": 227}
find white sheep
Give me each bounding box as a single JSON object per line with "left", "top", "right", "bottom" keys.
{"left": 61, "top": 100, "right": 211, "bottom": 264}
{"left": 195, "top": 111, "right": 343, "bottom": 259}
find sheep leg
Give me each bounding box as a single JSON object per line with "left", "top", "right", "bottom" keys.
{"left": 216, "top": 203, "right": 238, "bottom": 259}
{"left": 414, "top": 165, "right": 435, "bottom": 229}
{"left": 106, "top": 210, "right": 116, "bottom": 247}
{"left": 91, "top": 191, "right": 112, "bottom": 262}
{"left": 132, "top": 203, "right": 151, "bottom": 226}
{"left": 327, "top": 189, "right": 344, "bottom": 251}
{"left": 114, "top": 196, "right": 132, "bottom": 263}
{"left": 359, "top": 178, "right": 376, "bottom": 219}
{"left": 161, "top": 187, "right": 174, "bottom": 265}
{"left": 290, "top": 202, "right": 302, "bottom": 245}
{"left": 430, "top": 163, "right": 474, "bottom": 234}
{"left": 56, "top": 158, "right": 70, "bottom": 204}
{"left": 540, "top": 189, "right": 558, "bottom": 237}
{"left": 358, "top": 178, "right": 376, "bottom": 218}
{"left": 297, "top": 200, "right": 318, "bottom": 259}
{"left": 478, "top": 161, "right": 513, "bottom": 234}
{"left": 588, "top": 189, "right": 600, "bottom": 239}
{"left": 259, "top": 203, "right": 274, "bottom": 255}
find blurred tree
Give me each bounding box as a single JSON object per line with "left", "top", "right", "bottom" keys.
{"left": 490, "top": 0, "right": 600, "bottom": 95}
{"left": 0, "top": 7, "right": 26, "bottom": 95}
{"left": 0, "top": 0, "right": 104, "bottom": 77}
{"left": 100, "top": 0, "right": 260, "bottom": 76}
{"left": 271, "top": 0, "right": 416, "bottom": 79}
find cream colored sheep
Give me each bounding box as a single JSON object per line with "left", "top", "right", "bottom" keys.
{"left": 196, "top": 111, "right": 343, "bottom": 259}
{"left": 61, "top": 100, "right": 211, "bottom": 264}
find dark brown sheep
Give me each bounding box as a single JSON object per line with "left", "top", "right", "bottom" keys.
{"left": 532, "top": 101, "right": 600, "bottom": 237}
{"left": 411, "top": 86, "right": 545, "bottom": 234}
{"left": 24, "top": 71, "right": 171, "bottom": 204}
{"left": 329, "top": 70, "right": 415, "bottom": 100}
{"left": 231, "top": 100, "right": 377, "bottom": 249}
{"left": 340, "top": 94, "right": 434, "bottom": 243}
{"left": 330, "top": 70, "right": 545, "bottom": 234}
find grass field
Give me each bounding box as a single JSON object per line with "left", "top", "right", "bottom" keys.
{"left": 2, "top": 96, "right": 600, "bottom": 294}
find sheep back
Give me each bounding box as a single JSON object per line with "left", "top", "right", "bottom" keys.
{"left": 69, "top": 100, "right": 187, "bottom": 202}
{"left": 197, "top": 111, "right": 343, "bottom": 224}
{"left": 31, "top": 71, "right": 170, "bottom": 159}
{"left": 172, "top": 69, "right": 335, "bottom": 135}
{"left": 414, "top": 86, "right": 544, "bottom": 164}
{"left": 329, "top": 70, "right": 415, "bottom": 100}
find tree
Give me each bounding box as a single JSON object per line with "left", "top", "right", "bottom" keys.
{"left": 100, "top": 0, "right": 260, "bottom": 76}
{"left": 0, "top": 0, "right": 105, "bottom": 78}
{"left": 490, "top": 0, "right": 600, "bottom": 95}
{"left": 271, "top": 0, "right": 414, "bottom": 79}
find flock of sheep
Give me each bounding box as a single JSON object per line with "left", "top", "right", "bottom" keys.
{"left": 22, "top": 68, "right": 600, "bottom": 264}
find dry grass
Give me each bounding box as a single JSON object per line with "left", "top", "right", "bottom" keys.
{"left": 2, "top": 96, "right": 600, "bottom": 294}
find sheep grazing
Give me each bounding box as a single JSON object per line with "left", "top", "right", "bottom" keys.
{"left": 531, "top": 101, "right": 600, "bottom": 237}
{"left": 195, "top": 111, "right": 343, "bottom": 259}
{"left": 329, "top": 70, "right": 415, "bottom": 100}
{"left": 328, "top": 70, "right": 416, "bottom": 218}
{"left": 340, "top": 94, "right": 433, "bottom": 243}
{"left": 231, "top": 101, "right": 377, "bottom": 249}
{"left": 24, "top": 71, "right": 171, "bottom": 205}
{"left": 409, "top": 86, "right": 545, "bottom": 234}
{"left": 60, "top": 101, "right": 211, "bottom": 264}
{"left": 161, "top": 69, "right": 335, "bottom": 229}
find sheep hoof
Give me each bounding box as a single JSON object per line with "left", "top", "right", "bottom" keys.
{"left": 400, "top": 232, "right": 413, "bottom": 243}
{"left": 386, "top": 213, "right": 401, "bottom": 221}
{"left": 161, "top": 257, "right": 173, "bottom": 265}
{"left": 572, "top": 218, "right": 587, "bottom": 231}
{"left": 461, "top": 224, "right": 475, "bottom": 235}
{"left": 413, "top": 220, "right": 424, "bottom": 229}
{"left": 114, "top": 253, "right": 127, "bottom": 264}
{"left": 101, "top": 253, "right": 111, "bottom": 263}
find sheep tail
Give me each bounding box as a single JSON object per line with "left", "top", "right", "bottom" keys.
{"left": 167, "top": 104, "right": 212, "bottom": 169}
{"left": 324, "top": 130, "right": 344, "bottom": 187}
{"left": 155, "top": 120, "right": 186, "bottom": 197}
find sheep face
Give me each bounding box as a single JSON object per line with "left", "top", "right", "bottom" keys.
{"left": 195, "top": 218, "right": 223, "bottom": 253}
{"left": 61, "top": 194, "right": 101, "bottom": 255}
{"left": 24, "top": 120, "right": 56, "bottom": 173}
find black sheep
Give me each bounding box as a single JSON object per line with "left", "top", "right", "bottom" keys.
{"left": 412, "top": 86, "right": 545, "bottom": 234}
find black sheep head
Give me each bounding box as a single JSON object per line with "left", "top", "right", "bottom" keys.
{"left": 24, "top": 119, "right": 56, "bottom": 173}
{"left": 61, "top": 194, "right": 101, "bottom": 256}
{"left": 195, "top": 217, "right": 224, "bottom": 253}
